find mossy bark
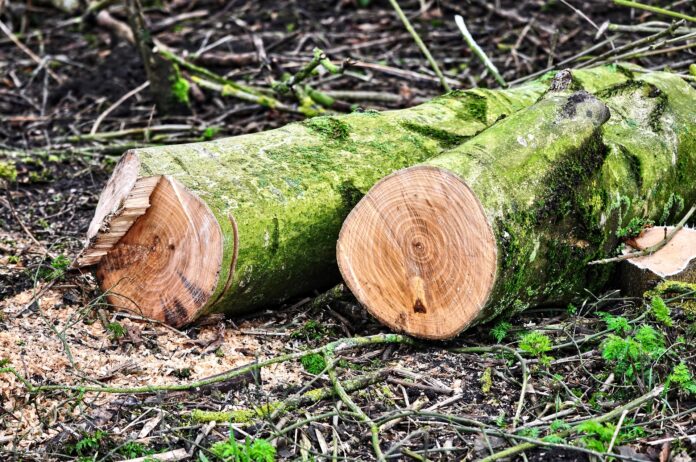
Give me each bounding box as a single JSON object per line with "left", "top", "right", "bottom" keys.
{"left": 415, "top": 70, "right": 696, "bottom": 325}
{"left": 93, "top": 66, "right": 635, "bottom": 323}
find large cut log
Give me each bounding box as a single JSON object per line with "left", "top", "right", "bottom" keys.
{"left": 79, "top": 66, "right": 630, "bottom": 327}
{"left": 618, "top": 226, "right": 696, "bottom": 298}
{"left": 337, "top": 71, "right": 696, "bottom": 339}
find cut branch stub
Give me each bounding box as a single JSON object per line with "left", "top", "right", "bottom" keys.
{"left": 337, "top": 166, "right": 497, "bottom": 340}
{"left": 619, "top": 226, "right": 696, "bottom": 297}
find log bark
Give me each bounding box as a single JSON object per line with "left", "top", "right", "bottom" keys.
{"left": 618, "top": 226, "right": 696, "bottom": 298}
{"left": 80, "top": 66, "right": 632, "bottom": 327}
{"left": 337, "top": 70, "right": 696, "bottom": 339}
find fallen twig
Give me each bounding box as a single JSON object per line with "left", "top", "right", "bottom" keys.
{"left": 388, "top": 0, "right": 450, "bottom": 91}
{"left": 454, "top": 15, "right": 507, "bottom": 88}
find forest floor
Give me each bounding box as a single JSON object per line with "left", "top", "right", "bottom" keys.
{"left": 1, "top": 0, "right": 695, "bottom": 460}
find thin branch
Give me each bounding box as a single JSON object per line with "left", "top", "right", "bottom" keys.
{"left": 454, "top": 15, "right": 507, "bottom": 88}
{"left": 614, "top": 0, "right": 696, "bottom": 24}
{"left": 388, "top": 0, "right": 451, "bottom": 91}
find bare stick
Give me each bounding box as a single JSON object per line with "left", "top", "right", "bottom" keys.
{"left": 90, "top": 81, "right": 149, "bottom": 135}
{"left": 588, "top": 204, "right": 695, "bottom": 265}
{"left": 454, "top": 15, "right": 507, "bottom": 88}
{"left": 388, "top": 0, "right": 451, "bottom": 91}
{"left": 614, "top": 0, "right": 696, "bottom": 23}
{"left": 0, "top": 19, "right": 63, "bottom": 83}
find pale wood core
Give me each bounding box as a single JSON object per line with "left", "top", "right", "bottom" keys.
{"left": 625, "top": 226, "right": 696, "bottom": 277}
{"left": 337, "top": 166, "right": 498, "bottom": 340}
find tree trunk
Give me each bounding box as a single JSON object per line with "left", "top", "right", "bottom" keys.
{"left": 337, "top": 71, "right": 696, "bottom": 339}
{"left": 78, "top": 66, "right": 632, "bottom": 327}
{"left": 618, "top": 226, "right": 696, "bottom": 298}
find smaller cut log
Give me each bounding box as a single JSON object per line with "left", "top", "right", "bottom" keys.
{"left": 618, "top": 227, "right": 696, "bottom": 298}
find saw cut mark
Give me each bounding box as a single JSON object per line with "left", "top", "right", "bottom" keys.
{"left": 97, "top": 176, "right": 223, "bottom": 327}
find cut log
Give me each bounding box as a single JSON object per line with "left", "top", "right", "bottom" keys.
{"left": 618, "top": 226, "right": 696, "bottom": 298}
{"left": 337, "top": 71, "right": 696, "bottom": 339}
{"left": 79, "top": 77, "right": 558, "bottom": 325}
{"left": 80, "top": 66, "right": 632, "bottom": 327}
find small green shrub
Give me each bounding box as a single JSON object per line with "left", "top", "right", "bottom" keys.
{"left": 210, "top": 435, "right": 275, "bottom": 462}
{"left": 519, "top": 331, "right": 553, "bottom": 365}
{"left": 171, "top": 76, "right": 190, "bottom": 105}
{"left": 71, "top": 430, "right": 106, "bottom": 456}
{"left": 0, "top": 161, "right": 17, "bottom": 182}
{"left": 107, "top": 322, "right": 125, "bottom": 339}
{"left": 650, "top": 296, "right": 673, "bottom": 327}
{"left": 576, "top": 420, "right": 615, "bottom": 452}
{"left": 490, "top": 321, "right": 512, "bottom": 343}
{"left": 39, "top": 254, "right": 71, "bottom": 281}
{"left": 601, "top": 324, "right": 664, "bottom": 380}
{"left": 119, "top": 441, "right": 153, "bottom": 458}
{"left": 616, "top": 217, "right": 652, "bottom": 239}
{"left": 598, "top": 312, "right": 630, "bottom": 335}
{"left": 667, "top": 363, "right": 696, "bottom": 394}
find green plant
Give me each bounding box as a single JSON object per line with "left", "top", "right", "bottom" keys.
{"left": 519, "top": 331, "right": 553, "bottom": 365}
{"left": 300, "top": 353, "right": 326, "bottom": 374}
{"left": 576, "top": 419, "right": 645, "bottom": 451}
{"left": 598, "top": 312, "right": 630, "bottom": 335}
{"left": 291, "top": 320, "right": 327, "bottom": 340}
{"left": 0, "top": 161, "right": 17, "bottom": 182}
{"left": 576, "top": 420, "right": 616, "bottom": 452}
{"left": 666, "top": 363, "right": 696, "bottom": 394}
{"left": 495, "top": 411, "right": 506, "bottom": 428}
{"left": 40, "top": 254, "right": 71, "bottom": 281}
{"left": 210, "top": 435, "right": 275, "bottom": 462}
{"left": 107, "top": 322, "right": 125, "bottom": 339}
{"left": 71, "top": 430, "right": 106, "bottom": 456}
{"left": 550, "top": 419, "right": 571, "bottom": 432}
{"left": 601, "top": 324, "right": 665, "bottom": 380}
{"left": 650, "top": 296, "right": 673, "bottom": 327}
{"left": 490, "top": 321, "right": 512, "bottom": 343}
{"left": 516, "top": 427, "right": 540, "bottom": 438}
{"left": 616, "top": 216, "right": 652, "bottom": 239}
{"left": 201, "top": 126, "right": 221, "bottom": 141}
{"left": 119, "top": 441, "right": 153, "bottom": 458}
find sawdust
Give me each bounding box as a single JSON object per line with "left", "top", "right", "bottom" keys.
{"left": 0, "top": 288, "right": 303, "bottom": 450}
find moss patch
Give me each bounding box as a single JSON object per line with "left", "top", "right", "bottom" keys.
{"left": 305, "top": 116, "right": 350, "bottom": 141}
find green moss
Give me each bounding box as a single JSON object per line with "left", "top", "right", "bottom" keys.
{"left": 480, "top": 367, "right": 493, "bottom": 393}
{"left": 190, "top": 403, "right": 280, "bottom": 423}
{"left": 645, "top": 281, "right": 696, "bottom": 315}
{"left": 171, "top": 76, "right": 190, "bottom": 105}
{"left": 659, "top": 193, "right": 685, "bottom": 224}
{"left": 399, "top": 122, "right": 469, "bottom": 149}
{"left": 305, "top": 116, "right": 350, "bottom": 141}
{"left": 0, "top": 161, "right": 17, "bottom": 182}
{"left": 300, "top": 353, "right": 326, "bottom": 374}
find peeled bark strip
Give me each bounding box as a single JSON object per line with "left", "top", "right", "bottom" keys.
{"left": 81, "top": 66, "right": 632, "bottom": 327}
{"left": 619, "top": 227, "right": 696, "bottom": 298}
{"left": 337, "top": 71, "right": 696, "bottom": 339}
